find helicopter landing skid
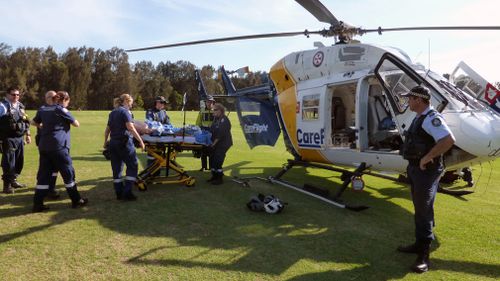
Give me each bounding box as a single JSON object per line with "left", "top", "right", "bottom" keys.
{"left": 269, "top": 160, "right": 370, "bottom": 212}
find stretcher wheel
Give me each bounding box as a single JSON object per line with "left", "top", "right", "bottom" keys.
{"left": 136, "top": 181, "right": 147, "bottom": 191}
{"left": 185, "top": 178, "right": 196, "bottom": 187}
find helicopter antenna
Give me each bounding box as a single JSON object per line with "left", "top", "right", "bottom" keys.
{"left": 428, "top": 38, "right": 431, "bottom": 71}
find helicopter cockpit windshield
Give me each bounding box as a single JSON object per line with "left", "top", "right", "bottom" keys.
{"left": 423, "top": 71, "right": 491, "bottom": 112}
{"left": 374, "top": 53, "right": 448, "bottom": 134}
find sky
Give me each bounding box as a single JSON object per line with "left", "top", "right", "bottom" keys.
{"left": 1, "top": 0, "right": 500, "bottom": 82}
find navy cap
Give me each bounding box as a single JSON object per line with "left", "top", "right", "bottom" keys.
{"left": 401, "top": 85, "right": 431, "bottom": 100}
{"left": 155, "top": 96, "right": 168, "bottom": 103}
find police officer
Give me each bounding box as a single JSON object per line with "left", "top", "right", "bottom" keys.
{"left": 399, "top": 85, "right": 455, "bottom": 273}
{"left": 32, "top": 91, "right": 88, "bottom": 212}
{"left": 0, "top": 87, "right": 31, "bottom": 194}
{"left": 195, "top": 95, "right": 215, "bottom": 171}
{"left": 32, "top": 90, "right": 60, "bottom": 199}
{"left": 145, "top": 96, "right": 170, "bottom": 173}
{"left": 146, "top": 96, "right": 170, "bottom": 125}
{"left": 104, "top": 93, "right": 145, "bottom": 201}
{"left": 207, "top": 103, "right": 233, "bottom": 185}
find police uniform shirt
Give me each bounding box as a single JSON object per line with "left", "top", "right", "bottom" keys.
{"left": 33, "top": 105, "right": 75, "bottom": 151}
{"left": 420, "top": 106, "right": 454, "bottom": 142}
{"left": 0, "top": 98, "right": 21, "bottom": 120}
{"left": 146, "top": 108, "right": 170, "bottom": 125}
{"left": 108, "top": 106, "right": 133, "bottom": 140}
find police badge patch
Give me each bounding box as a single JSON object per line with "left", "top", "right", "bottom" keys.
{"left": 431, "top": 118, "right": 442, "bottom": 127}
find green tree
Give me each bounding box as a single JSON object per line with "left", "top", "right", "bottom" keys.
{"left": 62, "top": 47, "right": 94, "bottom": 109}
{"left": 88, "top": 49, "right": 114, "bottom": 109}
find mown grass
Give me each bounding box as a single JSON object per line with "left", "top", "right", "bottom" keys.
{"left": 0, "top": 110, "right": 499, "bottom": 281}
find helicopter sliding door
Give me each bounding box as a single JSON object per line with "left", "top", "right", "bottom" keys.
{"left": 374, "top": 53, "right": 447, "bottom": 135}
{"left": 450, "top": 61, "right": 500, "bottom": 113}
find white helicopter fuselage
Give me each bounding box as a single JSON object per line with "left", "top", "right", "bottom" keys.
{"left": 269, "top": 42, "right": 500, "bottom": 173}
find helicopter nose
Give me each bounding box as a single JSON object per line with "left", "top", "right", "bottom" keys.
{"left": 448, "top": 112, "right": 500, "bottom": 158}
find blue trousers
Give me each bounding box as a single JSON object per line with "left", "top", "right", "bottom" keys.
{"left": 209, "top": 147, "right": 228, "bottom": 173}
{"left": 35, "top": 148, "right": 81, "bottom": 204}
{"left": 1, "top": 137, "right": 24, "bottom": 183}
{"left": 37, "top": 148, "right": 75, "bottom": 188}
{"left": 407, "top": 164, "right": 442, "bottom": 242}
{"left": 109, "top": 138, "right": 138, "bottom": 196}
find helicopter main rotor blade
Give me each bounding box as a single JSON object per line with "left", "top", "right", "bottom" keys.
{"left": 295, "top": 0, "right": 339, "bottom": 26}
{"left": 126, "top": 30, "right": 323, "bottom": 52}
{"left": 360, "top": 26, "right": 500, "bottom": 35}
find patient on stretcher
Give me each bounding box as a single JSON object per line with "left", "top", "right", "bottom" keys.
{"left": 136, "top": 120, "right": 213, "bottom": 146}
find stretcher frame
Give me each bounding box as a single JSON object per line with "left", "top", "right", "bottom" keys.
{"left": 136, "top": 135, "right": 203, "bottom": 190}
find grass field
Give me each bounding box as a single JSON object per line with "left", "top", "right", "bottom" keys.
{"left": 0, "top": 110, "right": 499, "bottom": 281}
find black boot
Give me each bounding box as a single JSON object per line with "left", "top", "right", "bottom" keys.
{"left": 397, "top": 242, "right": 418, "bottom": 254}
{"left": 72, "top": 198, "right": 89, "bottom": 208}
{"left": 47, "top": 189, "right": 61, "bottom": 200}
{"left": 33, "top": 189, "right": 49, "bottom": 212}
{"left": 211, "top": 172, "right": 224, "bottom": 185}
{"left": 122, "top": 192, "right": 137, "bottom": 201}
{"left": 66, "top": 186, "right": 88, "bottom": 208}
{"left": 11, "top": 180, "right": 26, "bottom": 189}
{"left": 411, "top": 242, "right": 430, "bottom": 273}
{"left": 206, "top": 171, "right": 216, "bottom": 182}
{"left": 3, "top": 181, "right": 14, "bottom": 194}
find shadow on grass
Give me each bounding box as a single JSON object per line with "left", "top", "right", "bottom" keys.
{"left": 72, "top": 153, "right": 108, "bottom": 162}
{"left": 1, "top": 159, "right": 495, "bottom": 280}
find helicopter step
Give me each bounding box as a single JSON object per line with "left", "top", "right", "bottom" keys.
{"left": 269, "top": 160, "right": 370, "bottom": 212}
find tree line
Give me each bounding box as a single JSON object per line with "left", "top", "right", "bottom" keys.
{"left": 0, "top": 43, "right": 267, "bottom": 110}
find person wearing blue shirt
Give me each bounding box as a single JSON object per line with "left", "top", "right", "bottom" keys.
{"left": 399, "top": 85, "right": 455, "bottom": 273}
{"left": 145, "top": 96, "right": 170, "bottom": 174}
{"left": 0, "top": 87, "right": 31, "bottom": 194}
{"left": 31, "top": 91, "right": 88, "bottom": 212}
{"left": 32, "top": 90, "right": 61, "bottom": 199}
{"left": 104, "top": 93, "right": 145, "bottom": 201}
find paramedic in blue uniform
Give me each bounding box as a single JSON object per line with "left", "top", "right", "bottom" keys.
{"left": 145, "top": 96, "right": 170, "bottom": 172}
{"left": 207, "top": 103, "right": 232, "bottom": 185}
{"left": 0, "top": 87, "right": 31, "bottom": 194}
{"left": 195, "top": 95, "right": 215, "bottom": 171}
{"left": 398, "top": 85, "right": 455, "bottom": 273}
{"left": 33, "top": 90, "right": 60, "bottom": 199}
{"left": 104, "top": 93, "right": 145, "bottom": 201}
{"left": 32, "top": 91, "right": 88, "bottom": 212}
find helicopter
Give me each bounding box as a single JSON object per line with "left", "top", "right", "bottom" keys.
{"left": 127, "top": 0, "right": 500, "bottom": 210}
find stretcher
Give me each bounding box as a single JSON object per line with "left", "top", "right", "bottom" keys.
{"left": 136, "top": 135, "right": 204, "bottom": 190}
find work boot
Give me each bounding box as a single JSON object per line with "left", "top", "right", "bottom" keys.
{"left": 411, "top": 242, "right": 431, "bottom": 273}
{"left": 3, "top": 181, "right": 14, "bottom": 194}
{"left": 47, "top": 190, "right": 61, "bottom": 200}
{"left": 72, "top": 198, "right": 89, "bottom": 208}
{"left": 397, "top": 242, "right": 418, "bottom": 254}
{"left": 211, "top": 172, "right": 224, "bottom": 185}
{"left": 33, "top": 189, "right": 49, "bottom": 212}
{"left": 206, "top": 171, "right": 216, "bottom": 182}
{"left": 114, "top": 182, "right": 124, "bottom": 200}
{"left": 122, "top": 192, "right": 137, "bottom": 201}
{"left": 66, "top": 186, "right": 87, "bottom": 208}
{"left": 32, "top": 204, "right": 50, "bottom": 213}
{"left": 11, "top": 180, "right": 26, "bottom": 189}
